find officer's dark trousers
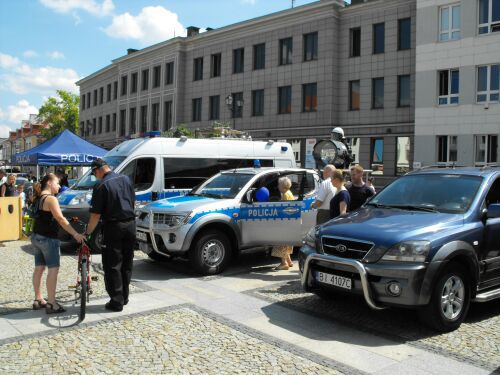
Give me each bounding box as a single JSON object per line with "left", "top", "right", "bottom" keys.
{"left": 102, "top": 220, "right": 136, "bottom": 307}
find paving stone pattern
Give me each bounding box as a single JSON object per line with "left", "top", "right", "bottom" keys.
{"left": 251, "top": 280, "right": 500, "bottom": 372}
{"left": 0, "top": 241, "right": 147, "bottom": 315}
{"left": 0, "top": 307, "right": 343, "bottom": 375}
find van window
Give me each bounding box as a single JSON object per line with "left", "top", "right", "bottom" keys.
{"left": 121, "top": 157, "right": 156, "bottom": 191}
{"left": 163, "top": 158, "right": 273, "bottom": 190}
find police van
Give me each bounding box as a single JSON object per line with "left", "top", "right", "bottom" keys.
{"left": 57, "top": 135, "right": 296, "bottom": 250}
{"left": 136, "top": 166, "right": 320, "bottom": 275}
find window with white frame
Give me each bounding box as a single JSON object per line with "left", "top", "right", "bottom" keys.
{"left": 475, "top": 135, "right": 498, "bottom": 165}
{"left": 478, "top": 0, "right": 500, "bottom": 34}
{"left": 477, "top": 64, "right": 500, "bottom": 102}
{"left": 438, "top": 69, "right": 459, "bottom": 105}
{"left": 437, "top": 135, "right": 458, "bottom": 163}
{"left": 439, "top": 4, "right": 461, "bottom": 41}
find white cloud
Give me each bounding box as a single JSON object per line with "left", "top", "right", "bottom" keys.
{"left": 47, "top": 51, "right": 65, "bottom": 60}
{"left": 0, "top": 124, "right": 14, "bottom": 138}
{"left": 0, "top": 53, "right": 79, "bottom": 95}
{"left": 23, "top": 50, "right": 39, "bottom": 58}
{"left": 241, "top": 0, "right": 257, "bottom": 4}
{"left": 103, "top": 6, "right": 186, "bottom": 45}
{"left": 39, "top": 0, "right": 114, "bottom": 16}
{"left": 0, "top": 100, "right": 39, "bottom": 124}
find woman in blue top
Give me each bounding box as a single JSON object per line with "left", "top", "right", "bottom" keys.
{"left": 329, "top": 170, "right": 351, "bottom": 219}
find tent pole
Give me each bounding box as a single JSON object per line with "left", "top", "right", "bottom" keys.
{"left": 36, "top": 165, "right": 40, "bottom": 181}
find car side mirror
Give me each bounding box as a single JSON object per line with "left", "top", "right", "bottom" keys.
{"left": 486, "top": 203, "right": 500, "bottom": 219}
{"left": 246, "top": 189, "right": 254, "bottom": 204}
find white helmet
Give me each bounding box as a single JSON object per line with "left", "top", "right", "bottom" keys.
{"left": 331, "top": 127, "right": 344, "bottom": 139}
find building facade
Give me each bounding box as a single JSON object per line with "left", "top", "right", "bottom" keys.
{"left": 414, "top": 0, "right": 500, "bottom": 167}
{"left": 78, "top": 0, "right": 416, "bottom": 180}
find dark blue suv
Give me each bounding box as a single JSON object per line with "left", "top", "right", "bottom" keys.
{"left": 299, "top": 167, "right": 500, "bottom": 332}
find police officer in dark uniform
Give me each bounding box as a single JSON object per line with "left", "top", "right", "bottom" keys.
{"left": 85, "top": 158, "right": 136, "bottom": 312}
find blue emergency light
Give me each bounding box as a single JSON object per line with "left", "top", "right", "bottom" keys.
{"left": 253, "top": 159, "right": 261, "bottom": 168}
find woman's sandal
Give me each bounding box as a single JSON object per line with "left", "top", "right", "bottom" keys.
{"left": 273, "top": 264, "right": 289, "bottom": 271}
{"left": 45, "top": 302, "right": 66, "bottom": 314}
{"left": 32, "top": 299, "right": 47, "bottom": 310}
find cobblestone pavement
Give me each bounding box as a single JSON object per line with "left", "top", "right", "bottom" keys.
{"left": 249, "top": 280, "right": 500, "bottom": 372}
{"left": 0, "top": 241, "right": 148, "bottom": 315}
{"left": 0, "top": 306, "right": 343, "bottom": 375}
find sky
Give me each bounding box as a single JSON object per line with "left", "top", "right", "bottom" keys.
{"left": 0, "top": 0, "right": 332, "bottom": 138}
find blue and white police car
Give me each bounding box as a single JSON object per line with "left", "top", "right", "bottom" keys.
{"left": 136, "top": 165, "right": 320, "bottom": 275}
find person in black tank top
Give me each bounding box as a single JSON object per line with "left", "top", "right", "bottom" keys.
{"left": 30, "top": 174, "right": 86, "bottom": 314}
{"left": 1, "top": 174, "right": 17, "bottom": 197}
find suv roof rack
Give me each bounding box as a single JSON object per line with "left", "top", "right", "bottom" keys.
{"left": 416, "top": 164, "right": 467, "bottom": 170}
{"left": 480, "top": 164, "right": 500, "bottom": 170}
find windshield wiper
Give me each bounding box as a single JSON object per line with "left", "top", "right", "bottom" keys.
{"left": 198, "top": 193, "right": 224, "bottom": 199}
{"left": 390, "top": 205, "right": 438, "bottom": 213}
{"left": 366, "top": 202, "right": 397, "bottom": 209}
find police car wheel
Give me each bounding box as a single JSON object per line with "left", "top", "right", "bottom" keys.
{"left": 190, "top": 230, "right": 231, "bottom": 275}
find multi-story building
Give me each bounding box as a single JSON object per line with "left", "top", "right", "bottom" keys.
{"left": 4, "top": 115, "right": 47, "bottom": 163}
{"left": 77, "top": 0, "right": 416, "bottom": 180}
{"left": 414, "top": 0, "right": 500, "bottom": 167}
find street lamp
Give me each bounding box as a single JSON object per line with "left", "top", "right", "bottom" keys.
{"left": 225, "top": 94, "right": 244, "bottom": 130}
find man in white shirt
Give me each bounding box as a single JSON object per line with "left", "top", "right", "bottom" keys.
{"left": 311, "top": 164, "right": 337, "bottom": 225}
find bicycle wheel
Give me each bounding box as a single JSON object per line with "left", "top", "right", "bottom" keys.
{"left": 80, "top": 258, "right": 88, "bottom": 321}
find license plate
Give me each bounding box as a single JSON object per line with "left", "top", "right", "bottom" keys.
{"left": 316, "top": 271, "right": 352, "bottom": 290}
{"left": 136, "top": 231, "right": 148, "bottom": 242}
{"left": 139, "top": 241, "right": 152, "bottom": 254}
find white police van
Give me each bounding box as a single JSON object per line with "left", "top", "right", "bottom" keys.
{"left": 136, "top": 166, "right": 320, "bottom": 275}
{"left": 57, "top": 135, "right": 296, "bottom": 250}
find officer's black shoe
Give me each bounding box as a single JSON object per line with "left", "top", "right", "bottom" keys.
{"left": 124, "top": 299, "right": 129, "bottom": 306}
{"left": 105, "top": 301, "right": 123, "bottom": 312}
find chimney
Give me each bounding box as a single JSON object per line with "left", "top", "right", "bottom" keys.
{"left": 127, "top": 48, "right": 138, "bottom": 55}
{"left": 187, "top": 26, "right": 200, "bottom": 37}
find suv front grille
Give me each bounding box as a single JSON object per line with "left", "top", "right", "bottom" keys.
{"left": 321, "top": 236, "right": 373, "bottom": 260}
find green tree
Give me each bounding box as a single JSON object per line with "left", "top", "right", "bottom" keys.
{"left": 38, "top": 90, "right": 80, "bottom": 139}
{"left": 161, "top": 124, "right": 194, "bottom": 138}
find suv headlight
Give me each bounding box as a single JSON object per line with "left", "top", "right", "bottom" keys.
{"left": 68, "top": 192, "right": 92, "bottom": 206}
{"left": 382, "top": 241, "right": 431, "bottom": 262}
{"left": 303, "top": 225, "right": 320, "bottom": 248}
{"left": 153, "top": 212, "right": 192, "bottom": 228}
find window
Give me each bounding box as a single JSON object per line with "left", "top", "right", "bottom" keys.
{"left": 194, "top": 57, "right": 203, "bottom": 81}
{"left": 113, "top": 81, "right": 118, "bottom": 99}
{"left": 372, "top": 78, "right": 384, "bottom": 108}
{"left": 231, "top": 92, "right": 243, "bottom": 118}
{"left": 252, "top": 89, "right": 264, "bottom": 116}
{"left": 105, "top": 114, "right": 110, "bottom": 133}
{"left": 439, "top": 69, "right": 459, "bottom": 105}
{"left": 92, "top": 118, "right": 96, "bottom": 135}
{"left": 129, "top": 107, "right": 136, "bottom": 134}
{"left": 475, "top": 134, "right": 498, "bottom": 164}
{"left": 165, "top": 62, "right": 174, "bottom": 85}
{"left": 278, "top": 86, "right": 292, "bottom": 114}
{"left": 440, "top": 4, "right": 461, "bottom": 41}
{"left": 209, "top": 95, "right": 220, "bottom": 120}
{"left": 437, "top": 135, "right": 458, "bottom": 163}
{"left": 140, "top": 105, "right": 147, "bottom": 132}
{"left": 233, "top": 48, "right": 244, "bottom": 73}
{"left": 350, "top": 27, "right": 361, "bottom": 57}
{"left": 398, "top": 18, "right": 411, "bottom": 50}
{"left": 303, "top": 32, "right": 318, "bottom": 61}
{"left": 211, "top": 53, "right": 221, "bottom": 78}
{"left": 99, "top": 87, "right": 103, "bottom": 104}
{"left": 398, "top": 75, "right": 411, "bottom": 107}
{"left": 163, "top": 101, "right": 172, "bottom": 130}
{"left": 153, "top": 65, "right": 161, "bottom": 88}
{"left": 302, "top": 83, "right": 317, "bottom": 112}
{"left": 107, "top": 83, "right": 111, "bottom": 102}
{"left": 81, "top": 95, "right": 85, "bottom": 110}
{"left": 373, "top": 23, "right": 385, "bottom": 54}
{"left": 98, "top": 116, "right": 102, "bottom": 134}
{"left": 112, "top": 113, "right": 117, "bottom": 132}
{"left": 192, "top": 98, "right": 202, "bottom": 122}
{"left": 151, "top": 103, "right": 159, "bottom": 130}
{"left": 120, "top": 158, "right": 156, "bottom": 192}
{"left": 396, "top": 137, "right": 411, "bottom": 175}
{"left": 478, "top": 0, "right": 500, "bottom": 34}
{"left": 141, "top": 69, "right": 149, "bottom": 91}
{"left": 279, "top": 38, "right": 293, "bottom": 65}
{"left": 371, "top": 138, "right": 384, "bottom": 174}
{"left": 477, "top": 64, "right": 500, "bottom": 102}
{"left": 349, "top": 80, "right": 360, "bottom": 110}
{"left": 253, "top": 43, "right": 265, "bottom": 70}
{"left": 131, "top": 72, "right": 138, "bottom": 94}
{"left": 87, "top": 92, "right": 90, "bottom": 108}
{"left": 119, "top": 110, "right": 126, "bottom": 136}
{"left": 94, "top": 89, "right": 98, "bottom": 105}
{"left": 120, "top": 75, "right": 127, "bottom": 96}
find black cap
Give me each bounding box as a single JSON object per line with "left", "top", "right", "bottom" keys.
{"left": 90, "top": 158, "right": 107, "bottom": 171}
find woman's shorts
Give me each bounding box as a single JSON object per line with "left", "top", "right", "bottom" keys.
{"left": 31, "top": 233, "right": 61, "bottom": 268}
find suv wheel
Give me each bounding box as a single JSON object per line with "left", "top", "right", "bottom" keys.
{"left": 418, "top": 263, "right": 470, "bottom": 332}
{"left": 190, "top": 230, "right": 232, "bottom": 275}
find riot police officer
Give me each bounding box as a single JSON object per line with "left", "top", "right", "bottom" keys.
{"left": 85, "top": 158, "right": 136, "bottom": 312}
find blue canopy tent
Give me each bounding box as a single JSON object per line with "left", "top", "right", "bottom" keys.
{"left": 11, "top": 129, "right": 107, "bottom": 178}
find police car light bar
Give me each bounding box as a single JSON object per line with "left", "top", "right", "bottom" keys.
{"left": 143, "top": 131, "right": 161, "bottom": 138}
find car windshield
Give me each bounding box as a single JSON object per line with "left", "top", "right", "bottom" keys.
{"left": 191, "top": 173, "right": 254, "bottom": 199}
{"left": 72, "top": 156, "right": 125, "bottom": 190}
{"left": 368, "top": 174, "right": 483, "bottom": 213}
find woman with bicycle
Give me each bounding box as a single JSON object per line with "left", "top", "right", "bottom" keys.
{"left": 31, "top": 173, "right": 86, "bottom": 314}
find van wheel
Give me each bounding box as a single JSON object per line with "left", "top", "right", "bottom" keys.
{"left": 418, "top": 263, "right": 470, "bottom": 332}
{"left": 190, "top": 230, "right": 231, "bottom": 275}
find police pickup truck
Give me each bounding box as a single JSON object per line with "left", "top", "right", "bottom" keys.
{"left": 136, "top": 166, "right": 319, "bottom": 275}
